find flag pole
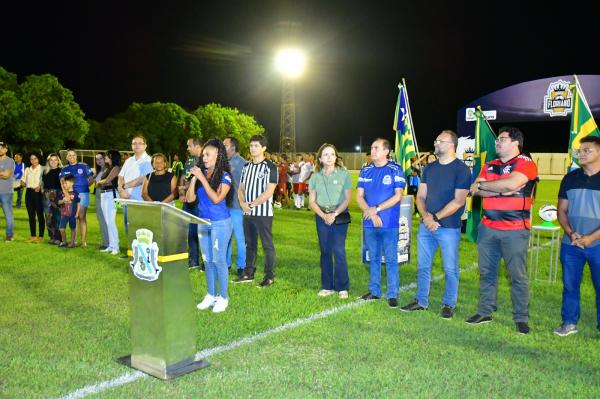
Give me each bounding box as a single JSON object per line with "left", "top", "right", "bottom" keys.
{"left": 402, "top": 78, "right": 420, "bottom": 160}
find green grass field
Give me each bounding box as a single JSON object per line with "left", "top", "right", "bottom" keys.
{"left": 1, "top": 177, "right": 600, "bottom": 398}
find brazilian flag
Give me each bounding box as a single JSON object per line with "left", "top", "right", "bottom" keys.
{"left": 465, "top": 107, "right": 497, "bottom": 243}
{"left": 567, "top": 77, "right": 600, "bottom": 170}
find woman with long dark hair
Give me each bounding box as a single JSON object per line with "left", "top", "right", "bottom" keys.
{"left": 186, "top": 138, "right": 233, "bottom": 313}
{"left": 93, "top": 152, "right": 110, "bottom": 249}
{"left": 97, "top": 150, "right": 121, "bottom": 255}
{"left": 20, "top": 153, "right": 45, "bottom": 242}
{"left": 42, "top": 153, "right": 63, "bottom": 244}
{"left": 308, "top": 143, "right": 352, "bottom": 299}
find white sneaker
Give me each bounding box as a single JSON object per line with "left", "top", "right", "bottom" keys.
{"left": 110, "top": 249, "right": 120, "bottom": 255}
{"left": 197, "top": 294, "right": 217, "bottom": 310}
{"left": 318, "top": 289, "right": 335, "bottom": 297}
{"left": 212, "top": 296, "right": 229, "bottom": 313}
{"left": 101, "top": 247, "right": 112, "bottom": 252}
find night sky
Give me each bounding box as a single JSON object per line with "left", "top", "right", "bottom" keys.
{"left": 2, "top": 1, "right": 599, "bottom": 153}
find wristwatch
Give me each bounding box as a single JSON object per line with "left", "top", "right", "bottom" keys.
{"left": 376, "top": 205, "right": 381, "bottom": 213}
{"left": 432, "top": 213, "right": 440, "bottom": 223}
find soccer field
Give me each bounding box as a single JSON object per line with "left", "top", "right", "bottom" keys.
{"left": 2, "top": 178, "right": 600, "bottom": 398}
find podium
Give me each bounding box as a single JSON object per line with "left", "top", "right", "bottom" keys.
{"left": 115, "top": 199, "right": 211, "bottom": 379}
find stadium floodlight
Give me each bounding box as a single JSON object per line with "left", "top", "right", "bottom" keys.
{"left": 275, "top": 48, "right": 306, "bottom": 78}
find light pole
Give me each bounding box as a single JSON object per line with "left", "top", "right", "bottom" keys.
{"left": 276, "top": 48, "right": 305, "bottom": 154}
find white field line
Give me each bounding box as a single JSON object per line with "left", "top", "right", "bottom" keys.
{"left": 58, "top": 263, "right": 479, "bottom": 399}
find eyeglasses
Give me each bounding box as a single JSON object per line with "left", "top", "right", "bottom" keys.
{"left": 433, "top": 140, "right": 453, "bottom": 145}
{"left": 495, "top": 136, "right": 512, "bottom": 143}
{"left": 577, "top": 148, "right": 596, "bottom": 155}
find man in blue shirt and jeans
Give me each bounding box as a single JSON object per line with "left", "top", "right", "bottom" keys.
{"left": 400, "top": 130, "right": 471, "bottom": 318}
{"left": 224, "top": 136, "right": 247, "bottom": 279}
{"left": 356, "top": 138, "right": 405, "bottom": 307}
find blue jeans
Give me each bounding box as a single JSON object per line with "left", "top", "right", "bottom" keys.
{"left": 183, "top": 202, "right": 200, "bottom": 266}
{"left": 560, "top": 243, "right": 600, "bottom": 330}
{"left": 364, "top": 227, "right": 400, "bottom": 299}
{"left": 0, "top": 193, "right": 14, "bottom": 237}
{"left": 316, "top": 215, "right": 349, "bottom": 291}
{"left": 15, "top": 187, "right": 23, "bottom": 208}
{"left": 199, "top": 218, "right": 233, "bottom": 299}
{"left": 227, "top": 208, "right": 246, "bottom": 269}
{"left": 415, "top": 224, "right": 461, "bottom": 308}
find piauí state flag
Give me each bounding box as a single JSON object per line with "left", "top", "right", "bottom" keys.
{"left": 465, "top": 107, "right": 497, "bottom": 243}
{"left": 393, "top": 83, "right": 416, "bottom": 177}
{"left": 567, "top": 79, "right": 600, "bottom": 169}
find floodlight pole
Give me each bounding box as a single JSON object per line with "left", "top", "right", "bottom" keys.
{"left": 279, "top": 78, "right": 296, "bottom": 153}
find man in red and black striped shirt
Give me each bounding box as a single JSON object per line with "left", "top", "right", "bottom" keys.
{"left": 466, "top": 127, "right": 538, "bottom": 334}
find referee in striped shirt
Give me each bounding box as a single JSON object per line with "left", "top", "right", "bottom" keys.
{"left": 235, "top": 135, "right": 278, "bottom": 287}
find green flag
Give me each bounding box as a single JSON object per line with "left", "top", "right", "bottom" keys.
{"left": 393, "top": 82, "right": 417, "bottom": 178}
{"left": 465, "top": 107, "right": 497, "bottom": 243}
{"left": 567, "top": 77, "right": 600, "bottom": 170}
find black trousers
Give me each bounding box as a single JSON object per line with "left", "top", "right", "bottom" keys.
{"left": 25, "top": 188, "right": 45, "bottom": 237}
{"left": 243, "top": 216, "right": 275, "bottom": 279}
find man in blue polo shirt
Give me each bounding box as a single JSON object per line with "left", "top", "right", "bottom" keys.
{"left": 59, "top": 149, "right": 93, "bottom": 247}
{"left": 554, "top": 135, "right": 600, "bottom": 337}
{"left": 356, "top": 138, "right": 404, "bottom": 307}
{"left": 400, "top": 130, "right": 471, "bottom": 318}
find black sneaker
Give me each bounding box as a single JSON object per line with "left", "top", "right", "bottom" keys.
{"left": 236, "top": 269, "right": 245, "bottom": 279}
{"left": 465, "top": 314, "right": 493, "bottom": 325}
{"left": 400, "top": 301, "right": 427, "bottom": 312}
{"left": 359, "top": 292, "right": 380, "bottom": 301}
{"left": 388, "top": 298, "right": 398, "bottom": 308}
{"left": 234, "top": 274, "right": 254, "bottom": 283}
{"left": 188, "top": 263, "right": 200, "bottom": 270}
{"left": 516, "top": 322, "right": 530, "bottom": 334}
{"left": 441, "top": 305, "right": 454, "bottom": 319}
{"left": 258, "top": 277, "right": 274, "bottom": 288}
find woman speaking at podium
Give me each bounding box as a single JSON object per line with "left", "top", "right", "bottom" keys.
{"left": 186, "top": 138, "right": 233, "bottom": 313}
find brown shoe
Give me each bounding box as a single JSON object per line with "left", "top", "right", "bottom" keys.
{"left": 5, "top": 236, "right": 14, "bottom": 242}
{"left": 25, "top": 237, "right": 37, "bottom": 243}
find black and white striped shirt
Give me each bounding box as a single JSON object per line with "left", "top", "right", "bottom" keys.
{"left": 240, "top": 159, "right": 278, "bottom": 217}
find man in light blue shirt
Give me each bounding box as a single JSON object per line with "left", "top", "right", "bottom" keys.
{"left": 356, "top": 138, "right": 405, "bottom": 307}
{"left": 224, "top": 136, "right": 247, "bottom": 279}
{"left": 0, "top": 141, "right": 15, "bottom": 241}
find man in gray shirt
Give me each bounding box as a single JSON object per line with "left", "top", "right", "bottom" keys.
{"left": 224, "top": 136, "right": 247, "bottom": 279}
{"left": 0, "top": 141, "right": 15, "bottom": 241}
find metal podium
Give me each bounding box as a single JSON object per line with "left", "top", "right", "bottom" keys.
{"left": 115, "top": 199, "right": 210, "bottom": 380}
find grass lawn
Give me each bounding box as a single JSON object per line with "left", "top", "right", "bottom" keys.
{"left": 1, "top": 176, "right": 599, "bottom": 398}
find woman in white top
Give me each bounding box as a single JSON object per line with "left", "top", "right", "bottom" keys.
{"left": 20, "top": 153, "right": 45, "bottom": 243}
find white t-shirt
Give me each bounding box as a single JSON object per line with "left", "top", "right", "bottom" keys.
{"left": 118, "top": 153, "right": 153, "bottom": 200}
{"left": 299, "top": 162, "right": 313, "bottom": 182}
{"left": 291, "top": 161, "right": 304, "bottom": 184}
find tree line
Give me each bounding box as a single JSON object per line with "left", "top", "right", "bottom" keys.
{"left": 0, "top": 66, "right": 264, "bottom": 157}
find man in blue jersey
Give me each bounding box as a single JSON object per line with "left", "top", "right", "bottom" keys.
{"left": 13, "top": 153, "right": 24, "bottom": 208}
{"left": 356, "top": 138, "right": 405, "bottom": 307}
{"left": 59, "top": 149, "right": 93, "bottom": 247}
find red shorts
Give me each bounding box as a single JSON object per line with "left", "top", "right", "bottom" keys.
{"left": 293, "top": 182, "right": 307, "bottom": 194}
{"left": 277, "top": 182, "right": 287, "bottom": 195}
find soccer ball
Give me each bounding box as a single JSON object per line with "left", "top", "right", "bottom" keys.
{"left": 538, "top": 204, "right": 557, "bottom": 222}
